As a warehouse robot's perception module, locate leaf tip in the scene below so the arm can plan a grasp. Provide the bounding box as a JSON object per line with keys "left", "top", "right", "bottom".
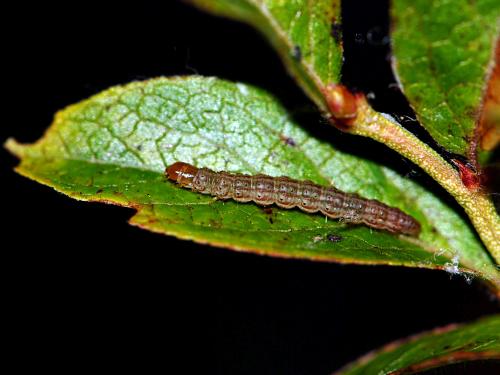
{"left": 4, "top": 138, "right": 27, "bottom": 159}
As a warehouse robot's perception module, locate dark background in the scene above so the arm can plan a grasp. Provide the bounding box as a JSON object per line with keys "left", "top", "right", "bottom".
{"left": 3, "top": 1, "right": 499, "bottom": 374}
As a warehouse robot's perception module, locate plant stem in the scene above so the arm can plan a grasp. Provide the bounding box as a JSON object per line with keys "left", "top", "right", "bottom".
{"left": 348, "top": 99, "right": 500, "bottom": 264}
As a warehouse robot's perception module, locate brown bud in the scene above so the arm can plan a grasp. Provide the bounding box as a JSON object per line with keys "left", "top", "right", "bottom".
{"left": 323, "top": 84, "right": 358, "bottom": 122}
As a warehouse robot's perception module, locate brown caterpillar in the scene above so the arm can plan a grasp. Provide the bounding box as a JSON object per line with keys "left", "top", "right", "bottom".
{"left": 166, "top": 162, "right": 421, "bottom": 236}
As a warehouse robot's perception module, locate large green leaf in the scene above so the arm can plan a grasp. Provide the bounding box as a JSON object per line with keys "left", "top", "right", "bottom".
{"left": 186, "top": 0, "right": 343, "bottom": 111}
{"left": 185, "top": 0, "right": 500, "bottom": 262}
{"left": 391, "top": 0, "right": 500, "bottom": 160}
{"left": 335, "top": 315, "right": 500, "bottom": 374}
{"left": 6, "top": 77, "right": 499, "bottom": 290}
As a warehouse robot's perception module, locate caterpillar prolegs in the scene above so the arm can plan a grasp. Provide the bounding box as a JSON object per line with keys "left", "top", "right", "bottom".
{"left": 166, "top": 162, "right": 421, "bottom": 236}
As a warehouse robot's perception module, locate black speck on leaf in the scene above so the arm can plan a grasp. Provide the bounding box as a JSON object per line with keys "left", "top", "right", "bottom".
{"left": 281, "top": 135, "right": 297, "bottom": 147}
{"left": 327, "top": 234, "right": 343, "bottom": 242}
{"left": 292, "top": 45, "right": 302, "bottom": 61}
{"left": 331, "top": 22, "right": 342, "bottom": 44}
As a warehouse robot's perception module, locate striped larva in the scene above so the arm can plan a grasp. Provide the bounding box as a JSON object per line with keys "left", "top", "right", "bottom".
{"left": 166, "top": 162, "right": 421, "bottom": 236}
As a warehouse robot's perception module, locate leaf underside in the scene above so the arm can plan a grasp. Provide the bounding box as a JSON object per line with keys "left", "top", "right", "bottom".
{"left": 335, "top": 315, "right": 500, "bottom": 375}
{"left": 6, "top": 77, "right": 499, "bottom": 287}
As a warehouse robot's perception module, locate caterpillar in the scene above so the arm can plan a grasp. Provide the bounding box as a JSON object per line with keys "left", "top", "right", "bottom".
{"left": 166, "top": 162, "right": 421, "bottom": 236}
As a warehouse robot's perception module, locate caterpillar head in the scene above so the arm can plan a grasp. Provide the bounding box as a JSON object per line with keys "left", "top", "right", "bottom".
{"left": 166, "top": 162, "right": 198, "bottom": 187}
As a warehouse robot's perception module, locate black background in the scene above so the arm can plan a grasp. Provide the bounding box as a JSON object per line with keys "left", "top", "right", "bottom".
{"left": 3, "top": 1, "right": 499, "bottom": 374}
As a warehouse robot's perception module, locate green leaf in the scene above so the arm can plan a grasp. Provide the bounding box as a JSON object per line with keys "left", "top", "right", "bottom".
{"left": 335, "top": 315, "right": 500, "bottom": 374}
{"left": 5, "top": 77, "right": 499, "bottom": 291}
{"left": 186, "top": 0, "right": 343, "bottom": 111}
{"left": 391, "top": 0, "right": 500, "bottom": 160}
{"left": 186, "top": 0, "right": 500, "bottom": 261}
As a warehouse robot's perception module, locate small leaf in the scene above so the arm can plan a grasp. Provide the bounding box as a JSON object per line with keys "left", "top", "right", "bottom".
{"left": 5, "top": 77, "right": 499, "bottom": 291}
{"left": 391, "top": 0, "right": 500, "bottom": 160}
{"left": 186, "top": 0, "right": 343, "bottom": 111}
{"left": 335, "top": 315, "right": 500, "bottom": 374}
